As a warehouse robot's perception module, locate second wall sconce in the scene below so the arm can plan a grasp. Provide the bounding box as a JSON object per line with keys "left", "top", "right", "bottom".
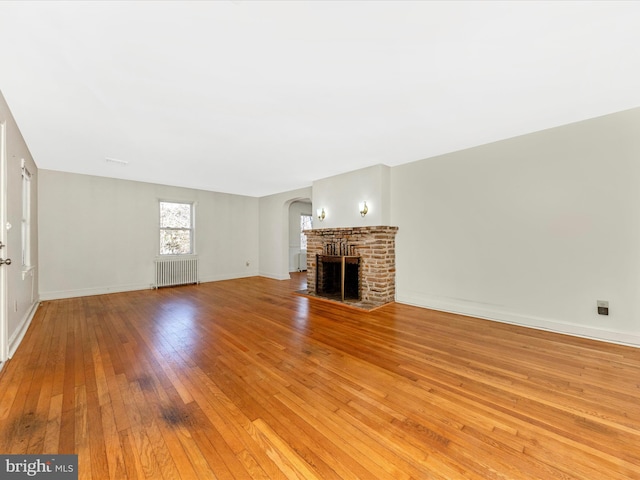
{"left": 317, "top": 207, "right": 326, "bottom": 222}
{"left": 359, "top": 201, "right": 368, "bottom": 217}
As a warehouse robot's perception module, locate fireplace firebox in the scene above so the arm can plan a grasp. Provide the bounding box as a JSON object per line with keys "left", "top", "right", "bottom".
{"left": 317, "top": 254, "right": 360, "bottom": 301}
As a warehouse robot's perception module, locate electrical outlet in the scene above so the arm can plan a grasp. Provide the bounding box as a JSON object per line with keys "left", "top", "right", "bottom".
{"left": 597, "top": 300, "right": 609, "bottom": 316}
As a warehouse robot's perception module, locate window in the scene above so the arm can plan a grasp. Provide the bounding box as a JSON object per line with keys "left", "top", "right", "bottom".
{"left": 21, "top": 159, "right": 32, "bottom": 268}
{"left": 159, "top": 201, "right": 194, "bottom": 255}
{"left": 300, "top": 214, "right": 312, "bottom": 250}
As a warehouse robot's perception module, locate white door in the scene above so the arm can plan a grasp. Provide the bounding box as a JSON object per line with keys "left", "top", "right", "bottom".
{"left": 0, "top": 121, "right": 8, "bottom": 362}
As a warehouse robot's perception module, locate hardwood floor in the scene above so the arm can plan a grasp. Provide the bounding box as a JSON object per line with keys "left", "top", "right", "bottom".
{"left": 1, "top": 273, "right": 640, "bottom": 479}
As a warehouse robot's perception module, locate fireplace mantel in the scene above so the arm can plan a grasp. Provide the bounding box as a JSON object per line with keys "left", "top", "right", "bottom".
{"left": 303, "top": 226, "right": 398, "bottom": 308}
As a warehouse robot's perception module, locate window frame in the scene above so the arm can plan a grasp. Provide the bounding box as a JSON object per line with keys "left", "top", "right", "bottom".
{"left": 158, "top": 200, "right": 195, "bottom": 256}
{"left": 300, "top": 213, "right": 313, "bottom": 251}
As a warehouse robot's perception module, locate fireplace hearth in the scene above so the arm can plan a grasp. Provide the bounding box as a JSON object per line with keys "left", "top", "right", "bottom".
{"left": 303, "top": 226, "right": 398, "bottom": 309}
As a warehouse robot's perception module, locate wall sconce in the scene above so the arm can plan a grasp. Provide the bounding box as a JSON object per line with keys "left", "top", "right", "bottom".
{"left": 359, "top": 201, "right": 368, "bottom": 217}
{"left": 317, "top": 207, "right": 326, "bottom": 222}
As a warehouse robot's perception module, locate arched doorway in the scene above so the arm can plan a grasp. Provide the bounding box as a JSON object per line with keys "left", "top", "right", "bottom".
{"left": 287, "top": 199, "right": 312, "bottom": 273}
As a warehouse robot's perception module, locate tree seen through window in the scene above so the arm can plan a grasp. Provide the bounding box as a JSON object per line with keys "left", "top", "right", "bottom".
{"left": 160, "top": 201, "right": 193, "bottom": 255}
{"left": 300, "top": 214, "right": 312, "bottom": 250}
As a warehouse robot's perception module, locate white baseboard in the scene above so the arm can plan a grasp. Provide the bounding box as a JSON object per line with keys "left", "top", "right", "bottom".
{"left": 8, "top": 301, "right": 40, "bottom": 358}
{"left": 258, "top": 272, "right": 293, "bottom": 281}
{"left": 199, "top": 271, "right": 259, "bottom": 283}
{"left": 396, "top": 293, "right": 640, "bottom": 348}
{"left": 39, "top": 283, "right": 152, "bottom": 301}
{"left": 39, "top": 272, "right": 263, "bottom": 301}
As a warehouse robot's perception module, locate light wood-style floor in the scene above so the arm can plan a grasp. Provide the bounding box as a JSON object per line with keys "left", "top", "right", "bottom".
{"left": 1, "top": 273, "right": 639, "bottom": 479}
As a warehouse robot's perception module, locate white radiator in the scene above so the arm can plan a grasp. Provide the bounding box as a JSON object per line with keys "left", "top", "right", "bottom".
{"left": 154, "top": 256, "right": 199, "bottom": 288}
{"left": 298, "top": 251, "right": 307, "bottom": 271}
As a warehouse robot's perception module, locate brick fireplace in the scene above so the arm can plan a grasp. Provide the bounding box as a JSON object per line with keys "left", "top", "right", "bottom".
{"left": 303, "top": 226, "right": 398, "bottom": 309}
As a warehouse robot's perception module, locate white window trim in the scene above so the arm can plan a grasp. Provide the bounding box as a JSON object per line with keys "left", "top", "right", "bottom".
{"left": 159, "top": 200, "right": 196, "bottom": 255}
{"left": 300, "top": 213, "right": 312, "bottom": 251}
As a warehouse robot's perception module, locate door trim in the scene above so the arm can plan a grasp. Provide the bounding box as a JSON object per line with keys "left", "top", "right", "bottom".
{"left": 0, "top": 121, "right": 7, "bottom": 362}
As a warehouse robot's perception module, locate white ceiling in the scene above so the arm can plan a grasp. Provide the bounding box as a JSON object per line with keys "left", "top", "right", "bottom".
{"left": 1, "top": 1, "right": 639, "bottom": 197}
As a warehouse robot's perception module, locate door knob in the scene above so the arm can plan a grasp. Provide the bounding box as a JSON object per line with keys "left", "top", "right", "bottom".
{"left": 0, "top": 258, "right": 11, "bottom": 265}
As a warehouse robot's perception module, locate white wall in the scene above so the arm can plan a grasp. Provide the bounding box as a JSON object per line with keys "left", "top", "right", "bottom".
{"left": 259, "top": 187, "right": 312, "bottom": 280}
{"left": 1, "top": 91, "right": 39, "bottom": 358}
{"left": 391, "top": 108, "right": 640, "bottom": 346}
{"left": 288, "top": 200, "right": 311, "bottom": 272}
{"left": 28, "top": 103, "right": 640, "bottom": 348}
{"left": 312, "top": 164, "right": 390, "bottom": 228}
{"left": 38, "top": 170, "right": 259, "bottom": 299}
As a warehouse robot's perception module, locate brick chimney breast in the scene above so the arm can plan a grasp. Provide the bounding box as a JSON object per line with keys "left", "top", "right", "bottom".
{"left": 303, "top": 226, "right": 398, "bottom": 308}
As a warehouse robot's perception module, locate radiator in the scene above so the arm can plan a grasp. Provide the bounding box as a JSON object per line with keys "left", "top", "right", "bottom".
{"left": 298, "top": 251, "right": 307, "bottom": 271}
{"left": 154, "top": 256, "right": 199, "bottom": 288}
